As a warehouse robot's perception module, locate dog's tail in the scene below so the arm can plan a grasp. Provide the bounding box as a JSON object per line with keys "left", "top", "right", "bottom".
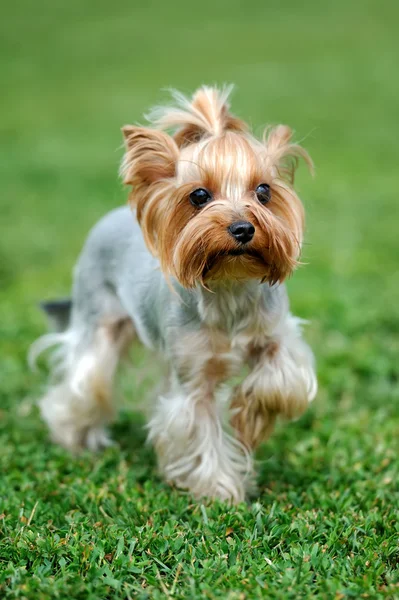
{"left": 148, "top": 85, "right": 247, "bottom": 147}
{"left": 28, "top": 298, "right": 73, "bottom": 372}
{"left": 40, "top": 298, "right": 72, "bottom": 332}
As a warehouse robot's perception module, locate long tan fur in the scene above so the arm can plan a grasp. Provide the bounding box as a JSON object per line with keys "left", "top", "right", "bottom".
{"left": 148, "top": 85, "right": 247, "bottom": 146}
{"left": 121, "top": 86, "right": 312, "bottom": 287}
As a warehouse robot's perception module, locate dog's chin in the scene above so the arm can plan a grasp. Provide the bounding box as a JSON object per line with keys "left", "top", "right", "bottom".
{"left": 201, "top": 248, "right": 269, "bottom": 283}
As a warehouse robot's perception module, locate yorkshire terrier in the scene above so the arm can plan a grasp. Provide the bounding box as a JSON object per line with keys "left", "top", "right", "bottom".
{"left": 31, "top": 86, "right": 317, "bottom": 503}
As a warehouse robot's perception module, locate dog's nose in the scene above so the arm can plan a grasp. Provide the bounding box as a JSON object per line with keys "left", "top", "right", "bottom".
{"left": 228, "top": 221, "right": 255, "bottom": 244}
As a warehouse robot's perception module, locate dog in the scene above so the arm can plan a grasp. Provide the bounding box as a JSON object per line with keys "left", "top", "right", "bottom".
{"left": 30, "top": 85, "right": 317, "bottom": 503}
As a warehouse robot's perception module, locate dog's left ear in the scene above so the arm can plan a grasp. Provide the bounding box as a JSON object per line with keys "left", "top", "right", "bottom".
{"left": 121, "top": 126, "right": 179, "bottom": 188}
{"left": 265, "top": 125, "right": 313, "bottom": 183}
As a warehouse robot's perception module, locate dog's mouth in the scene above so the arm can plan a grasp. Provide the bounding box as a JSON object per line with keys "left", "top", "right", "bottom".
{"left": 202, "top": 247, "right": 264, "bottom": 279}
{"left": 227, "top": 247, "right": 248, "bottom": 256}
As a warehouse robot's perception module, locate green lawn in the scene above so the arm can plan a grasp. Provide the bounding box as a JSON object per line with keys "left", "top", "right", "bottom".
{"left": 1, "top": 0, "right": 399, "bottom": 598}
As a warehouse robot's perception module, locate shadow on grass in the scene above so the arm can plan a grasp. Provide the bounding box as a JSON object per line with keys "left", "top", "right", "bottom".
{"left": 255, "top": 411, "right": 330, "bottom": 494}
{"left": 256, "top": 454, "right": 328, "bottom": 496}
{"left": 111, "top": 410, "right": 149, "bottom": 452}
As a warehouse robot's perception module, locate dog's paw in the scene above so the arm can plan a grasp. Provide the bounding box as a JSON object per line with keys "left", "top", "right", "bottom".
{"left": 84, "top": 426, "right": 115, "bottom": 452}
{"left": 49, "top": 423, "right": 115, "bottom": 453}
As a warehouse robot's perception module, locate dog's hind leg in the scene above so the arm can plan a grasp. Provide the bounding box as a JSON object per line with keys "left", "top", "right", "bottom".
{"left": 31, "top": 313, "right": 135, "bottom": 452}
{"left": 30, "top": 207, "right": 142, "bottom": 451}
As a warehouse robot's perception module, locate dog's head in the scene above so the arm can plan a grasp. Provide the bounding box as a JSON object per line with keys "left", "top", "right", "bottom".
{"left": 121, "top": 86, "right": 312, "bottom": 288}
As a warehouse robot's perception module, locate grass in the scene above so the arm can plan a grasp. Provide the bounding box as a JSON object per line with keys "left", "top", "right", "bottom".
{"left": 1, "top": 0, "right": 399, "bottom": 597}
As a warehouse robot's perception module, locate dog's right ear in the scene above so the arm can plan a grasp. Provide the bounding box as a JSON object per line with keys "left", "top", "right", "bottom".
{"left": 121, "top": 126, "right": 179, "bottom": 188}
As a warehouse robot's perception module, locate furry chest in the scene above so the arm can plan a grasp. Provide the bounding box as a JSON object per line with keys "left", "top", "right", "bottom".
{"left": 175, "top": 327, "right": 256, "bottom": 389}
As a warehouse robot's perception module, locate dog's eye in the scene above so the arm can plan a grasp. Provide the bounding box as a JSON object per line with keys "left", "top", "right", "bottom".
{"left": 255, "top": 183, "right": 271, "bottom": 205}
{"left": 189, "top": 188, "right": 212, "bottom": 208}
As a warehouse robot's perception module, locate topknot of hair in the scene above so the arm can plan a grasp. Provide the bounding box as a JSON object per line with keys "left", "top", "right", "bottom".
{"left": 147, "top": 85, "right": 248, "bottom": 147}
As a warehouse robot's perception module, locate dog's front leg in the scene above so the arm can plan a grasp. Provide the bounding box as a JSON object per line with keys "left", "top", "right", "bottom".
{"left": 231, "top": 317, "right": 317, "bottom": 450}
{"left": 147, "top": 330, "right": 249, "bottom": 503}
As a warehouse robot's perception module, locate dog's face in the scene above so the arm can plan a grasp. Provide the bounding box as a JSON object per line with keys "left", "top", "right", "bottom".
{"left": 121, "top": 87, "right": 312, "bottom": 288}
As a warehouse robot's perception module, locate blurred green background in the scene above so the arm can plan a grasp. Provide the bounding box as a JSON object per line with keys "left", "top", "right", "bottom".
{"left": 2, "top": 0, "right": 398, "bottom": 320}
{"left": 1, "top": 1, "right": 398, "bottom": 598}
